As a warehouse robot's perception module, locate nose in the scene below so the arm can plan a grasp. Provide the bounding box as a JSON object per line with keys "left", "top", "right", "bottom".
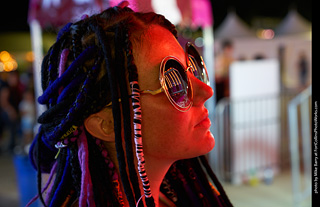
{"left": 189, "top": 74, "right": 213, "bottom": 106}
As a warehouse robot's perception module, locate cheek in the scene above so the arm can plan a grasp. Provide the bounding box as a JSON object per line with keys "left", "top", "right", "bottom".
{"left": 140, "top": 102, "right": 192, "bottom": 158}
{"left": 139, "top": 96, "right": 214, "bottom": 160}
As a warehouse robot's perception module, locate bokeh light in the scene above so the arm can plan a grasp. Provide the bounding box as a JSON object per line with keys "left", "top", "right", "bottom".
{"left": 256, "top": 29, "right": 275, "bottom": 39}
{"left": 0, "top": 50, "right": 18, "bottom": 72}
{"left": 25, "top": 51, "right": 34, "bottom": 62}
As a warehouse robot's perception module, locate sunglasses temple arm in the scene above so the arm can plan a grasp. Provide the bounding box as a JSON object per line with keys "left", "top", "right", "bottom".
{"left": 140, "top": 87, "right": 164, "bottom": 95}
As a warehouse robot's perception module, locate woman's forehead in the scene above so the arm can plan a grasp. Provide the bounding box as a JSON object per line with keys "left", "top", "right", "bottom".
{"left": 133, "top": 25, "right": 185, "bottom": 89}
{"left": 134, "top": 25, "right": 185, "bottom": 65}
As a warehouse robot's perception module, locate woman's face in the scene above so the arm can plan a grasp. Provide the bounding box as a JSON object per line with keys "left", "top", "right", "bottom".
{"left": 133, "top": 25, "right": 214, "bottom": 162}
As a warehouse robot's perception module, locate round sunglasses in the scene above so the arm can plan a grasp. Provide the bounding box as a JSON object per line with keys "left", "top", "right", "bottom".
{"left": 140, "top": 42, "right": 209, "bottom": 112}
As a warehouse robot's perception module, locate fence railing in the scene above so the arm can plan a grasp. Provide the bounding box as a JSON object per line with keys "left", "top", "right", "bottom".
{"left": 288, "top": 86, "right": 312, "bottom": 207}
{"left": 209, "top": 90, "right": 301, "bottom": 185}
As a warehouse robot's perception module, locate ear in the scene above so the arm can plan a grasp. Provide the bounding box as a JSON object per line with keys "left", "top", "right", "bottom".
{"left": 84, "top": 108, "right": 115, "bottom": 142}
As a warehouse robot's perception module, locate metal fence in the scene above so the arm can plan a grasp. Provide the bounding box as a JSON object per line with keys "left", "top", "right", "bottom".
{"left": 209, "top": 89, "right": 303, "bottom": 184}
{"left": 288, "top": 86, "right": 312, "bottom": 207}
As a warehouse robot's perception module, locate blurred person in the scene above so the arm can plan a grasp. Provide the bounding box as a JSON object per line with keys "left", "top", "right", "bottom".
{"left": 0, "top": 73, "right": 7, "bottom": 148}
{"left": 215, "top": 39, "right": 234, "bottom": 103}
{"left": 253, "top": 53, "right": 266, "bottom": 60}
{"left": 0, "top": 70, "right": 24, "bottom": 153}
{"left": 27, "top": 2, "right": 233, "bottom": 207}
{"left": 297, "top": 51, "right": 309, "bottom": 88}
{"left": 19, "top": 87, "right": 36, "bottom": 154}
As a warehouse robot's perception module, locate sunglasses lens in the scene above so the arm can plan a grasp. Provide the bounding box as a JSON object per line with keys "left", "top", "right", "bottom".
{"left": 187, "top": 44, "right": 209, "bottom": 85}
{"left": 163, "top": 58, "right": 192, "bottom": 109}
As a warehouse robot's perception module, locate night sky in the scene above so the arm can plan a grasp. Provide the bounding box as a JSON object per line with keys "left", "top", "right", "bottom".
{"left": 211, "top": 0, "right": 312, "bottom": 29}
{"left": 0, "top": 0, "right": 312, "bottom": 32}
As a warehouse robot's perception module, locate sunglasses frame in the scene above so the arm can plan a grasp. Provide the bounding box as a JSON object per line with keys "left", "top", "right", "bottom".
{"left": 140, "top": 42, "right": 208, "bottom": 112}
{"left": 186, "top": 42, "right": 210, "bottom": 85}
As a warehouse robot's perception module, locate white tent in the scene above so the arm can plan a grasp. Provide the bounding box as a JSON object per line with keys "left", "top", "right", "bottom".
{"left": 213, "top": 8, "right": 311, "bottom": 89}
{"left": 275, "top": 9, "right": 311, "bottom": 37}
{"left": 274, "top": 9, "right": 312, "bottom": 88}
{"left": 214, "top": 11, "right": 255, "bottom": 40}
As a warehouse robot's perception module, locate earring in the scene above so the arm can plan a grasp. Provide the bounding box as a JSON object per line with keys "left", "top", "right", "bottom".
{"left": 102, "top": 127, "right": 108, "bottom": 133}
{"left": 101, "top": 119, "right": 107, "bottom": 133}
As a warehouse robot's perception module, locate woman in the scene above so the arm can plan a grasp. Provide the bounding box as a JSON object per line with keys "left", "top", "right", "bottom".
{"left": 28, "top": 2, "right": 232, "bottom": 207}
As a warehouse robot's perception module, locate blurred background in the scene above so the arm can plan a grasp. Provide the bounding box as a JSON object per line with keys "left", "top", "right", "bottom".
{"left": 0, "top": 0, "right": 312, "bottom": 207}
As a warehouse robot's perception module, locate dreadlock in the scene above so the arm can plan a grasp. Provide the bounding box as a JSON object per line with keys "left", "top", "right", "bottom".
{"left": 28, "top": 2, "right": 232, "bottom": 207}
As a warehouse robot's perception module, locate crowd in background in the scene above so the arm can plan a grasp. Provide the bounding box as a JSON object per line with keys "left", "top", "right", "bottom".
{"left": 0, "top": 70, "right": 36, "bottom": 155}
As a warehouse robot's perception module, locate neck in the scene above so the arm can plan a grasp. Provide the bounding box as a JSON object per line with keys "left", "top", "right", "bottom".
{"left": 104, "top": 141, "right": 174, "bottom": 207}
{"left": 142, "top": 155, "right": 174, "bottom": 207}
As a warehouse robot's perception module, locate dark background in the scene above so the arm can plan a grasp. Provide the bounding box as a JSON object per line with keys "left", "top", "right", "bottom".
{"left": 0, "top": 0, "right": 312, "bottom": 32}
{"left": 211, "top": 0, "right": 312, "bottom": 29}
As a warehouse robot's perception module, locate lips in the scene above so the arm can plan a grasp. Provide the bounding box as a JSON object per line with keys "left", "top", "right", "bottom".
{"left": 195, "top": 112, "right": 211, "bottom": 128}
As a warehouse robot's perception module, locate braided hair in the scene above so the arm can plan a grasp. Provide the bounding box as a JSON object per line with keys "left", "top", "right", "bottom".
{"left": 28, "top": 3, "right": 232, "bottom": 207}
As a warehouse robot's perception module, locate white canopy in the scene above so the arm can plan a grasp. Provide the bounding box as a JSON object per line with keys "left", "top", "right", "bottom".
{"left": 214, "top": 11, "right": 255, "bottom": 40}
{"left": 275, "top": 9, "right": 311, "bottom": 36}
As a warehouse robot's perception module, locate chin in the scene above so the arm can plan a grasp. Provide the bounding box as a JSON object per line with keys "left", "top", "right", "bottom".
{"left": 187, "top": 133, "right": 215, "bottom": 159}
{"left": 201, "top": 131, "right": 215, "bottom": 154}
